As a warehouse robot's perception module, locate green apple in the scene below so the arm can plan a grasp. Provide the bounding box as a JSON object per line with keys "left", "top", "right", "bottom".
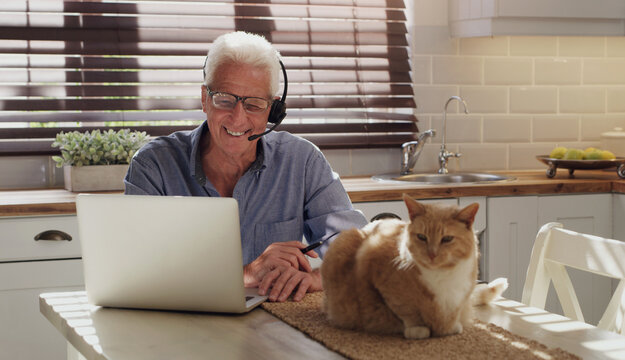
{"left": 563, "top": 148, "right": 584, "bottom": 160}
{"left": 549, "top": 146, "right": 567, "bottom": 159}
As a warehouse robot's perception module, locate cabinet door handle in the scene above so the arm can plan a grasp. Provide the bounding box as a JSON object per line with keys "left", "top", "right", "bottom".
{"left": 34, "top": 230, "right": 73, "bottom": 241}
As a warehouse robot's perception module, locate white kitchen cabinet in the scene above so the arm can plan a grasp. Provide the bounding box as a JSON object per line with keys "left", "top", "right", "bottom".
{"left": 449, "top": 0, "right": 625, "bottom": 37}
{"left": 485, "top": 195, "right": 538, "bottom": 300}
{"left": 486, "top": 194, "right": 613, "bottom": 326}
{"left": 613, "top": 194, "right": 625, "bottom": 241}
{"left": 538, "top": 194, "right": 613, "bottom": 326}
{"left": 0, "top": 215, "right": 84, "bottom": 360}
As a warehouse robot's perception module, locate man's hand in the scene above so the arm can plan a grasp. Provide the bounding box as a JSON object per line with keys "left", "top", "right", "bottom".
{"left": 260, "top": 267, "right": 322, "bottom": 302}
{"left": 243, "top": 241, "right": 318, "bottom": 288}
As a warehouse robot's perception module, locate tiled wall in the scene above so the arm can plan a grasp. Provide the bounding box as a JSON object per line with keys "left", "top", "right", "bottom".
{"left": 4, "top": 1, "right": 625, "bottom": 188}
{"left": 397, "top": 0, "right": 625, "bottom": 174}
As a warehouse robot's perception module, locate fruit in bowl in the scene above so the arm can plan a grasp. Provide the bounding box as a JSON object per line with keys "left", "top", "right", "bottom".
{"left": 548, "top": 146, "right": 616, "bottom": 160}
{"left": 563, "top": 148, "right": 584, "bottom": 160}
{"left": 549, "top": 146, "right": 567, "bottom": 159}
{"left": 601, "top": 150, "right": 616, "bottom": 160}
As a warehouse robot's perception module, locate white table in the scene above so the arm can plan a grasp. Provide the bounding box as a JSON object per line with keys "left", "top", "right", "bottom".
{"left": 40, "top": 291, "right": 625, "bottom": 360}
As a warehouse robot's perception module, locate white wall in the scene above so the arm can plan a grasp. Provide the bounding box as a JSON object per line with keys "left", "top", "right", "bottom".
{"left": 403, "top": 0, "right": 625, "bottom": 173}
{"left": 3, "top": 0, "right": 625, "bottom": 188}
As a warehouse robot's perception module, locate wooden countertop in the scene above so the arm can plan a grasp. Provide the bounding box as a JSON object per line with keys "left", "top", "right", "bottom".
{"left": 1, "top": 170, "right": 624, "bottom": 217}
{"left": 343, "top": 170, "right": 624, "bottom": 202}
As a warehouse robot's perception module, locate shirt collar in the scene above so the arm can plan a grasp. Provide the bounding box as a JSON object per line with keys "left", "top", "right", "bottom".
{"left": 190, "top": 121, "right": 269, "bottom": 184}
{"left": 190, "top": 121, "right": 208, "bottom": 185}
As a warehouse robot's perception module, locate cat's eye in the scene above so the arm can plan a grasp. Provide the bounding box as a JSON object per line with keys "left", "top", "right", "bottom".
{"left": 417, "top": 233, "right": 427, "bottom": 242}
{"left": 441, "top": 235, "right": 454, "bottom": 243}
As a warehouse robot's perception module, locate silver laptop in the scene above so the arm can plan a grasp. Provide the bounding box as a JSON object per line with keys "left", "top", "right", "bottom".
{"left": 76, "top": 194, "right": 267, "bottom": 313}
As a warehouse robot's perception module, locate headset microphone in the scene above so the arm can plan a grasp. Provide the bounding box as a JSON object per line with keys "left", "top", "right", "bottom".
{"left": 248, "top": 59, "right": 288, "bottom": 141}
{"left": 248, "top": 122, "right": 280, "bottom": 141}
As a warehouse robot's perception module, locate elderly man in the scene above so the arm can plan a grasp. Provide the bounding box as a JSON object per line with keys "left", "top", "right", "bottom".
{"left": 124, "top": 31, "right": 367, "bottom": 302}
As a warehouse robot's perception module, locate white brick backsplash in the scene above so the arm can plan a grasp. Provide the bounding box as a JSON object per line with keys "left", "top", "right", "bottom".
{"left": 431, "top": 114, "right": 481, "bottom": 143}
{"left": 510, "top": 37, "right": 557, "bottom": 56}
{"left": 607, "top": 88, "right": 625, "bottom": 113}
{"left": 323, "top": 149, "right": 351, "bottom": 176}
{"left": 483, "top": 115, "right": 531, "bottom": 142}
{"left": 559, "top": 37, "right": 605, "bottom": 57}
{"left": 412, "top": 0, "right": 448, "bottom": 26}
{"left": 457, "top": 144, "right": 507, "bottom": 171}
{"left": 535, "top": 58, "right": 581, "bottom": 85}
{"left": 0, "top": 156, "right": 52, "bottom": 189}
{"left": 584, "top": 59, "right": 625, "bottom": 84}
{"left": 560, "top": 87, "right": 606, "bottom": 113}
{"left": 414, "top": 86, "right": 459, "bottom": 113}
{"left": 350, "top": 148, "right": 401, "bottom": 176}
{"left": 581, "top": 115, "right": 625, "bottom": 141}
{"left": 510, "top": 87, "right": 558, "bottom": 113}
{"left": 533, "top": 116, "right": 580, "bottom": 142}
{"left": 432, "top": 57, "right": 482, "bottom": 84}
{"left": 412, "top": 144, "right": 443, "bottom": 173}
{"left": 509, "top": 144, "right": 556, "bottom": 170}
{"left": 412, "top": 56, "right": 432, "bottom": 84}
{"left": 411, "top": 26, "right": 458, "bottom": 55}
{"left": 459, "top": 86, "right": 508, "bottom": 113}
{"left": 607, "top": 37, "right": 625, "bottom": 57}
{"left": 484, "top": 58, "right": 532, "bottom": 85}
{"left": 459, "top": 37, "right": 508, "bottom": 56}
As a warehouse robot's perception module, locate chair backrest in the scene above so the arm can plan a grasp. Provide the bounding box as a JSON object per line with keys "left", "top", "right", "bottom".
{"left": 522, "top": 222, "right": 625, "bottom": 335}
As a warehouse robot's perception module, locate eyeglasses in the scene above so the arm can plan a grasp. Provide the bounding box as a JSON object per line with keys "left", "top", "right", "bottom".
{"left": 207, "top": 89, "right": 272, "bottom": 113}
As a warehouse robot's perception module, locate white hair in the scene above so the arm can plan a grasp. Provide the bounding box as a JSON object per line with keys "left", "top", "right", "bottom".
{"left": 203, "top": 31, "right": 281, "bottom": 97}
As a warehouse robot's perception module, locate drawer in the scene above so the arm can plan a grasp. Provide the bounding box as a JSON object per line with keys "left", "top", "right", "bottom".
{"left": 0, "top": 215, "right": 81, "bottom": 262}
{"left": 0, "top": 259, "right": 84, "bottom": 360}
{"left": 0, "top": 258, "right": 84, "bottom": 291}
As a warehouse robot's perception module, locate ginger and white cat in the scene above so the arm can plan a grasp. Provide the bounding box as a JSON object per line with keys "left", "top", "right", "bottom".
{"left": 321, "top": 194, "right": 507, "bottom": 339}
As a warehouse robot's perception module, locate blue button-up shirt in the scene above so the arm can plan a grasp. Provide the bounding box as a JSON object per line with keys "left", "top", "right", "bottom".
{"left": 124, "top": 122, "right": 368, "bottom": 265}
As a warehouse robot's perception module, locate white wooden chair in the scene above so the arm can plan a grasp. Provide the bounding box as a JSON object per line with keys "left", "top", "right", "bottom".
{"left": 522, "top": 222, "right": 625, "bottom": 335}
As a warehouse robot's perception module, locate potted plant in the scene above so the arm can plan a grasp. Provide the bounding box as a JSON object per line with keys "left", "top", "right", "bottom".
{"left": 52, "top": 129, "right": 149, "bottom": 192}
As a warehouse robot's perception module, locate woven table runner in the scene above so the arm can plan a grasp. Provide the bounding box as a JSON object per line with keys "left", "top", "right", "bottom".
{"left": 261, "top": 292, "right": 580, "bottom": 360}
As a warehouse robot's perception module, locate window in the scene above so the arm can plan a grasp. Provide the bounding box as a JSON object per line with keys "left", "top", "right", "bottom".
{"left": 0, "top": 0, "right": 416, "bottom": 155}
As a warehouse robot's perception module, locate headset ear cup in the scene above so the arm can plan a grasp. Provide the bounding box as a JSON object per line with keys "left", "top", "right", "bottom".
{"left": 268, "top": 100, "right": 287, "bottom": 125}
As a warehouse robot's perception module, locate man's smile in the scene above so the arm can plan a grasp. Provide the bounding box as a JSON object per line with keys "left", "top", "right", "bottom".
{"left": 225, "top": 127, "right": 250, "bottom": 137}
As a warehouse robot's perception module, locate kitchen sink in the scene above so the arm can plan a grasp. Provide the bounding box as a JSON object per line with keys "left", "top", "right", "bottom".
{"left": 372, "top": 172, "right": 514, "bottom": 184}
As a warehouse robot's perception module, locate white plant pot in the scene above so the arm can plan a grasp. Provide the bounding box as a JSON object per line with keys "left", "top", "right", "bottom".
{"left": 63, "top": 164, "right": 129, "bottom": 192}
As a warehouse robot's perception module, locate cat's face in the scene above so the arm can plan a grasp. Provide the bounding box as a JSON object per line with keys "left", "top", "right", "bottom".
{"left": 402, "top": 195, "right": 479, "bottom": 269}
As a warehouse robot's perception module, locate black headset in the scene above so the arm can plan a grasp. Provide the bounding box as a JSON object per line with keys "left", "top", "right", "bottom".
{"left": 268, "top": 60, "right": 288, "bottom": 125}
{"left": 203, "top": 57, "right": 288, "bottom": 141}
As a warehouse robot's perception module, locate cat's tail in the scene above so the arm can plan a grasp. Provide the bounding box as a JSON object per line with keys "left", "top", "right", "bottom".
{"left": 471, "top": 278, "right": 508, "bottom": 306}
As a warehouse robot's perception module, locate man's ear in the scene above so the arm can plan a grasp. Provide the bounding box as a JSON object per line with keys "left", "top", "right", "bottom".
{"left": 201, "top": 86, "right": 208, "bottom": 113}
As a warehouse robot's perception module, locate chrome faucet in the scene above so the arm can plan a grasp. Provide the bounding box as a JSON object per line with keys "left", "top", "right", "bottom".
{"left": 438, "top": 96, "right": 468, "bottom": 174}
{"left": 400, "top": 129, "right": 436, "bottom": 175}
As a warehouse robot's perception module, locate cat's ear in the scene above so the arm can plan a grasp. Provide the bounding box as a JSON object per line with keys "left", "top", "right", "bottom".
{"left": 403, "top": 193, "right": 426, "bottom": 220}
{"left": 455, "top": 203, "right": 479, "bottom": 228}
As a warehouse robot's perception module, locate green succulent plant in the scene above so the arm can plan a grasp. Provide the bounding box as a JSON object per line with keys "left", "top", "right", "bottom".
{"left": 51, "top": 129, "right": 149, "bottom": 167}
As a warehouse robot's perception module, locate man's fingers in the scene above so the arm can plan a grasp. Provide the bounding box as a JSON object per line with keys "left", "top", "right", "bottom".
{"left": 268, "top": 267, "right": 296, "bottom": 301}
{"left": 258, "top": 268, "right": 281, "bottom": 296}
{"left": 278, "top": 273, "right": 304, "bottom": 302}
{"left": 292, "top": 276, "right": 311, "bottom": 302}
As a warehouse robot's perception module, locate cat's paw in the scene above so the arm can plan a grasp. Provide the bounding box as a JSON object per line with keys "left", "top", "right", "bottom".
{"left": 450, "top": 322, "right": 463, "bottom": 335}
{"left": 404, "top": 326, "right": 431, "bottom": 339}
